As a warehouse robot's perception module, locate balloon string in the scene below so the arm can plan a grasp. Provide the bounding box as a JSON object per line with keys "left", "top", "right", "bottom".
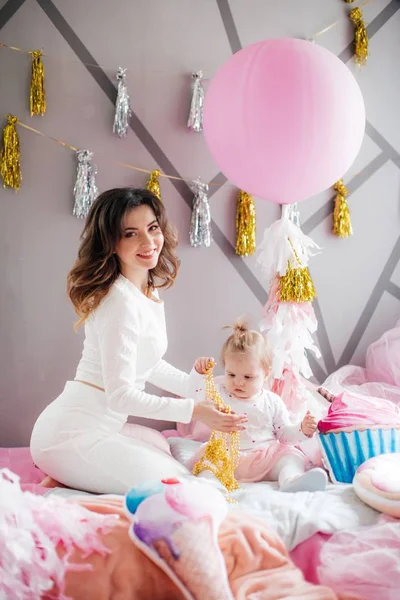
{"left": 13, "top": 116, "right": 228, "bottom": 187}
{"left": 0, "top": 41, "right": 210, "bottom": 75}
{"left": 0, "top": 1, "right": 377, "bottom": 71}
{"left": 312, "top": 0, "right": 374, "bottom": 40}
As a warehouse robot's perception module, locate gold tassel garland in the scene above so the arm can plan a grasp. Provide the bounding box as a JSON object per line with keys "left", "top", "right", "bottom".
{"left": 278, "top": 241, "right": 316, "bottom": 303}
{"left": 349, "top": 7, "right": 369, "bottom": 65}
{"left": 192, "top": 363, "right": 240, "bottom": 494}
{"left": 333, "top": 179, "right": 353, "bottom": 238}
{"left": 1, "top": 115, "right": 21, "bottom": 191}
{"left": 146, "top": 169, "right": 162, "bottom": 201}
{"left": 235, "top": 190, "right": 256, "bottom": 256}
{"left": 29, "top": 50, "right": 46, "bottom": 116}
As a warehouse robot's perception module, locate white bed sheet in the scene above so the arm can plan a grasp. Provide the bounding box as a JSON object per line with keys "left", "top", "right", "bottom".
{"left": 168, "top": 437, "right": 380, "bottom": 550}
{"left": 47, "top": 436, "right": 380, "bottom": 551}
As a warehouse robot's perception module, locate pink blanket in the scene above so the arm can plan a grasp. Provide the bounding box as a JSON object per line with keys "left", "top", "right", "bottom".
{"left": 2, "top": 471, "right": 354, "bottom": 600}
{"left": 53, "top": 497, "right": 354, "bottom": 600}
{"left": 0, "top": 447, "right": 332, "bottom": 587}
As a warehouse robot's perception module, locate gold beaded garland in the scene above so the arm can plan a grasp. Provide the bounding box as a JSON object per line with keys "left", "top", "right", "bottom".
{"left": 192, "top": 362, "right": 240, "bottom": 493}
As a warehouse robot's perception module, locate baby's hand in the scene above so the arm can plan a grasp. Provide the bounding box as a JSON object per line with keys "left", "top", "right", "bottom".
{"left": 194, "top": 357, "right": 215, "bottom": 375}
{"left": 301, "top": 411, "right": 318, "bottom": 437}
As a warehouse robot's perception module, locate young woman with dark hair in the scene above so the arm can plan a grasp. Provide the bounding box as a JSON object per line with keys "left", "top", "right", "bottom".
{"left": 30, "top": 188, "right": 247, "bottom": 494}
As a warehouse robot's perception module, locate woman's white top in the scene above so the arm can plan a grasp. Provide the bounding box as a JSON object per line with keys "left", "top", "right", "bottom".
{"left": 75, "top": 275, "right": 194, "bottom": 423}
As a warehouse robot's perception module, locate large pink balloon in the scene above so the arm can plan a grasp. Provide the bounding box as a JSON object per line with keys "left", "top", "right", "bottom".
{"left": 203, "top": 38, "right": 365, "bottom": 204}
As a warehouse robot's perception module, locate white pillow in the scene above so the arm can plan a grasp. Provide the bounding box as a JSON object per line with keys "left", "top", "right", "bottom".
{"left": 168, "top": 438, "right": 202, "bottom": 469}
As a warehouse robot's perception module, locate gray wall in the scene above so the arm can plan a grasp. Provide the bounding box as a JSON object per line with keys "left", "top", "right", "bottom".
{"left": 1, "top": 0, "right": 399, "bottom": 446}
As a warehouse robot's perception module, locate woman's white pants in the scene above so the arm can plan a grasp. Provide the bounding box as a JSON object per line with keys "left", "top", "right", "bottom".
{"left": 30, "top": 382, "right": 190, "bottom": 494}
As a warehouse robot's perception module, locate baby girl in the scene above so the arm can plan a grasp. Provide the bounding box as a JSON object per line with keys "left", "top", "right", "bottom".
{"left": 188, "top": 320, "right": 327, "bottom": 492}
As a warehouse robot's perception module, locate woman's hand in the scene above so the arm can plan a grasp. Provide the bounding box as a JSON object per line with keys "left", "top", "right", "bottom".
{"left": 192, "top": 401, "right": 248, "bottom": 433}
{"left": 301, "top": 411, "right": 318, "bottom": 437}
{"left": 194, "top": 357, "right": 215, "bottom": 374}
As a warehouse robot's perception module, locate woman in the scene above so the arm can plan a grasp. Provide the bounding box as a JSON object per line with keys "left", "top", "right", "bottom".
{"left": 30, "top": 188, "right": 247, "bottom": 494}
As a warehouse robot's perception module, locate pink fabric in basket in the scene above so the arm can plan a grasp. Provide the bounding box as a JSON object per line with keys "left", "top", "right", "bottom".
{"left": 0, "top": 447, "right": 47, "bottom": 495}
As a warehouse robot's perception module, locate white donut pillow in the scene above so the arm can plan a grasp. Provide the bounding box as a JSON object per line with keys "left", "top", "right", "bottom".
{"left": 353, "top": 453, "right": 400, "bottom": 518}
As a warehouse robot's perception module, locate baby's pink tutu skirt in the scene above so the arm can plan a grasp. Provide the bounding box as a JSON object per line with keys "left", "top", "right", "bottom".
{"left": 191, "top": 440, "right": 304, "bottom": 483}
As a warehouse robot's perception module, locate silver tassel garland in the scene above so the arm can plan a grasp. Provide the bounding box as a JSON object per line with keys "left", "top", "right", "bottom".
{"left": 73, "top": 150, "right": 98, "bottom": 219}
{"left": 187, "top": 71, "right": 204, "bottom": 132}
{"left": 189, "top": 177, "right": 212, "bottom": 248}
{"left": 113, "top": 67, "right": 131, "bottom": 138}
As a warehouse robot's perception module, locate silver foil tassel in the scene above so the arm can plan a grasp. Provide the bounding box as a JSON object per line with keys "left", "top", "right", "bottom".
{"left": 281, "top": 205, "right": 292, "bottom": 220}
{"left": 189, "top": 177, "right": 212, "bottom": 248}
{"left": 187, "top": 71, "right": 204, "bottom": 133}
{"left": 113, "top": 67, "right": 131, "bottom": 138}
{"left": 281, "top": 203, "right": 300, "bottom": 226}
{"left": 73, "top": 150, "right": 98, "bottom": 219}
{"left": 290, "top": 203, "right": 300, "bottom": 227}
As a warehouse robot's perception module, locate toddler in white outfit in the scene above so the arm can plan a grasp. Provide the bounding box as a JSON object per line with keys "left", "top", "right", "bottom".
{"left": 186, "top": 320, "right": 327, "bottom": 492}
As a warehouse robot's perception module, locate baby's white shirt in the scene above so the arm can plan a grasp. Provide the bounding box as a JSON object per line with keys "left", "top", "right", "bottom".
{"left": 188, "top": 370, "right": 308, "bottom": 450}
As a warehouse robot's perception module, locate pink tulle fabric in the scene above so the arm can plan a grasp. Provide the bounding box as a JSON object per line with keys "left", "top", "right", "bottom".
{"left": 317, "top": 517, "right": 400, "bottom": 600}
{"left": 0, "top": 468, "right": 118, "bottom": 600}
{"left": 270, "top": 369, "right": 308, "bottom": 415}
{"left": 322, "top": 320, "right": 400, "bottom": 406}
{"left": 261, "top": 277, "right": 320, "bottom": 379}
{"left": 234, "top": 443, "right": 304, "bottom": 482}
{"left": 261, "top": 276, "right": 320, "bottom": 412}
{"left": 190, "top": 440, "right": 304, "bottom": 483}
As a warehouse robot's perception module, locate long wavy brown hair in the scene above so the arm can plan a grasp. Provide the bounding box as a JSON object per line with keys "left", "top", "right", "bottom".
{"left": 67, "top": 187, "right": 180, "bottom": 326}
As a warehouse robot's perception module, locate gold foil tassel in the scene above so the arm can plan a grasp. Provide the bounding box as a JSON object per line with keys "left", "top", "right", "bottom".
{"left": 278, "top": 241, "right": 316, "bottom": 303}
{"left": 279, "top": 264, "right": 316, "bottom": 303}
{"left": 236, "top": 190, "right": 256, "bottom": 256}
{"left": 1, "top": 115, "right": 21, "bottom": 191}
{"left": 146, "top": 169, "right": 161, "bottom": 201}
{"left": 192, "top": 362, "right": 240, "bottom": 494}
{"left": 349, "top": 7, "right": 369, "bottom": 66}
{"left": 29, "top": 50, "right": 46, "bottom": 116}
{"left": 333, "top": 179, "right": 353, "bottom": 238}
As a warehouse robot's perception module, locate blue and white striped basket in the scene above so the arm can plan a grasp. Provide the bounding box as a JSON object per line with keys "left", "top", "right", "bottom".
{"left": 319, "top": 428, "right": 400, "bottom": 483}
